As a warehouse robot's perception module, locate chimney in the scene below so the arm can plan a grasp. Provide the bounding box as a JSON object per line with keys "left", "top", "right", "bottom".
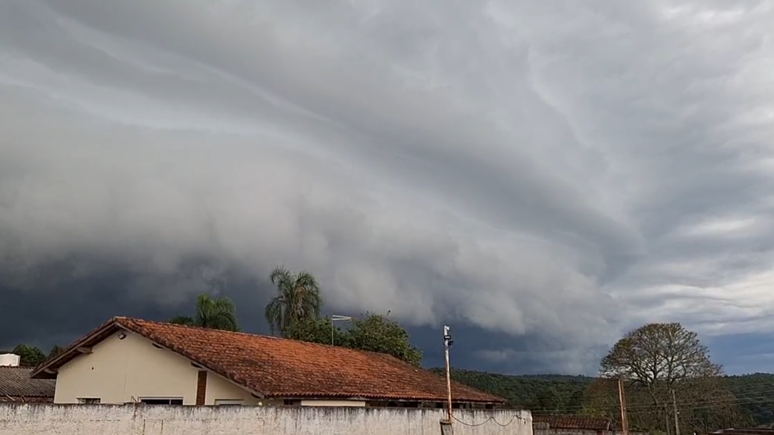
{"left": 0, "top": 353, "right": 21, "bottom": 367}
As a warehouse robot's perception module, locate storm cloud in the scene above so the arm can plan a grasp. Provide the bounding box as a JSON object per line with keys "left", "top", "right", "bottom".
{"left": 1, "top": 0, "right": 774, "bottom": 374}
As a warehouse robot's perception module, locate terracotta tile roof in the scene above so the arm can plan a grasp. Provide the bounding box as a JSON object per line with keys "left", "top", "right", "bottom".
{"left": 32, "top": 317, "right": 505, "bottom": 404}
{"left": 0, "top": 367, "right": 55, "bottom": 401}
{"left": 533, "top": 415, "right": 612, "bottom": 431}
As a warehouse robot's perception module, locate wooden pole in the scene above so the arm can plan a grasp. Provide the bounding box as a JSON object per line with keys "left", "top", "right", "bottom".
{"left": 617, "top": 378, "right": 629, "bottom": 435}
{"left": 672, "top": 389, "right": 681, "bottom": 435}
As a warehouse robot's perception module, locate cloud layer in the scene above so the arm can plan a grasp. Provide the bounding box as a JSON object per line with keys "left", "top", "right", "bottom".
{"left": 2, "top": 0, "right": 774, "bottom": 374}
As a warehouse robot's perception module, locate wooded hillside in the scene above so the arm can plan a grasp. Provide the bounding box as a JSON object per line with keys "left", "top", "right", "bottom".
{"left": 432, "top": 368, "right": 774, "bottom": 426}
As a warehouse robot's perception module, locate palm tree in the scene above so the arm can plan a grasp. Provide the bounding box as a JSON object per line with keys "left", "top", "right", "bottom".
{"left": 168, "top": 294, "right": 239, "bottom": 332}
{"left": 195, "top": 294, "right": 239, "bottom": 331}
{"left": 264, "top": 266, "right": 323, "bottom": 336}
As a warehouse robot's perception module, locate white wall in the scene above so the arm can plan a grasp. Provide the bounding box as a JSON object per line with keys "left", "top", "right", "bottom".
{"left": 54, "top": 331, "right": 258, "bottom": 405}
{"left": 0, "top": 404, "right": 533, "bottom": 435}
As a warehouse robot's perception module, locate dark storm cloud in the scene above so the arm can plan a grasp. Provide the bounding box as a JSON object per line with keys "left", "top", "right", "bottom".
{"left": 2, "top": 0, "right": 774, "bottom": 374}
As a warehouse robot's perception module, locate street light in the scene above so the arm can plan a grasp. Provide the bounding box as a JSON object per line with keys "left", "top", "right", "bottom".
{"left": 330, "top": 315, "right": 352, "bottom": 345}
{"left": 443, "top": 325, "right": 453, "bottom": 422}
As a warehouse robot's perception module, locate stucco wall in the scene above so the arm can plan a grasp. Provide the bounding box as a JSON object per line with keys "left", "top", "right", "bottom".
{"left": 535, "top": 430, "right": 637, "bottom": 435}
{"left": 0, "top": 404, "right": 532, "bottom": 435}
{"left": 54, "top": 330, "right": 260, "bottom": 405}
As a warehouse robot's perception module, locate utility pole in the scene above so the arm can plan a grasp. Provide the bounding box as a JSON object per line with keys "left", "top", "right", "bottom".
{"left": 443, "top": 325, "right": 454, "bottom": 422}
{"left": 617, "top": 378, "right": 629, "bottom": 435}
{"left": 672, "top": 389, "right": 680, "bottom": 435}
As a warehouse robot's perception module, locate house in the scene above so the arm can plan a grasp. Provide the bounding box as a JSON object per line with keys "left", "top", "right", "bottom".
{"left": 30, "top": 317, "right": 506, "bottom": 407}
{"left": 0, "top": 357, "right": 56, "bottom": 403}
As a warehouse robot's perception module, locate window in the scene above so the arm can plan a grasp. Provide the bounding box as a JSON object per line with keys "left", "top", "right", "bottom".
{"left": 214, "top": 399, "right": 244, "bottom": 406}
{"left": 77, "top": 398, "right": 101, "bottom": 404}
{"left": 140, "top": 398, "right": 183, "bottom": 405}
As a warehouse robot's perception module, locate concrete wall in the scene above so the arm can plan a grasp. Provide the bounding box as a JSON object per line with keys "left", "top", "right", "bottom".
{"left": 535, "top": 429, "right": 637, "bottom": 435}
{"left": 54, "top": 330, "right": 259, "bottom": 406}
{"left": 0, "top": 404, "right": 532, "bottom": 435}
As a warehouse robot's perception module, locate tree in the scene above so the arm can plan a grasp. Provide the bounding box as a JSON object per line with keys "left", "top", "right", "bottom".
{"left": 346, "top": 313, "right": 423, "bottom": 366}
{"left": 598, "top": 323, "right": 743, "bottom": 433}
{"left": 264, "top": 266, "right": 323, "bottom": 336}
{"left": 168, "top": 315, "right": 196, "bottom": 326}
{"left": 284, "top": 313, "right": 422, "bottom": 366}
{"left": 533, "top": 387, "right": 564, "bottom": 412}
{"left": 284, "top": 317, "right": 350, "bottom": 346}
{"left": 168, "top": 294, "right": 239, "bottom": 331}
{"left": 195, "top": 294, "right": 239, "bottom": 331}
{"left": 12, "top": 344, "right": 46, "bottom": 367}
{"left": 47, "top": 345, "right": 65, "bottom": 359}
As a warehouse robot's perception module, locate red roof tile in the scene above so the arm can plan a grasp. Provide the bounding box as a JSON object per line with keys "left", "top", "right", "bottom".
{"left": 32, "top": 317, "right": 505, "bottom": 404}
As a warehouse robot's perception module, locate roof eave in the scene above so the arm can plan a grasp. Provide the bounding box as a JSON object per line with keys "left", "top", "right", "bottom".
{"left": 30, "top": 317, "right": 123, "bottom": 379}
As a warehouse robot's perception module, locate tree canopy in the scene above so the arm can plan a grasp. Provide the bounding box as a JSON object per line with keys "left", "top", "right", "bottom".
{"left": 596, "top": 323, "right": 743, "bottom": 434}
{"left": 169, "top": 294, "right": 239, "bottom": 331}
{"left": 284, "top": 312, "right": 423, "bottom": 366}
{"left": 264, "top": 266, "right": 323, "bottom": 337}
{"left": 11, "top": 344, "right": 46, "bottom": 367}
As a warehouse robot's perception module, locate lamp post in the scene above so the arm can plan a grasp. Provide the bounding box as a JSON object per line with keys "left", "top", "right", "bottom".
{"left": 443, "top": 325, "right": 454, "bottom": 422}
{"left": 330, "top": 315, "right": 352, "bottom": 345}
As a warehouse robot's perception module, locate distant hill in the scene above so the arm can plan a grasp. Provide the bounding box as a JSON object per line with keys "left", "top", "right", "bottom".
{"left": 431, "top": 368, "right": 774, "bottom": 426}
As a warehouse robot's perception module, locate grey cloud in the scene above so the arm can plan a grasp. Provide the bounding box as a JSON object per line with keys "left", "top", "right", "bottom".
{"left": 2, "top": 0, "right": 774, "bottom": 374}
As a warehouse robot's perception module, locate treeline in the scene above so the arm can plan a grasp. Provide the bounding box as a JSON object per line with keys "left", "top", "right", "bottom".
{"left": 0, "top": 344, "right": 65, "bottom": 367}
{"left": 429, "top": 368, "right": 592, "bottom": 411}
{"left": 436, "top": 369, "right": 774, "bottom": 428}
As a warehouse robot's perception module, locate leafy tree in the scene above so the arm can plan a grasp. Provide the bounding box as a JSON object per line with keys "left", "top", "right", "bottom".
{"left": 598, "top": 323, "right": 743, "bottom": 434}
{"left": 12, "top": 344, "right": 46, "bottom": 367}
{"left": 195, "top": 294, "right": 238, "bottom": 331}
{"left": 285, "top": 317, "right": 350, "bottom": 346}
{"left": 534, "top": 387, "right": 564, "bottom": 412}
{"left": 264, "top": 266, "right": 323, "bottom": 336}
{"left": 285, "top": 313, "right": 421, "bottom": 366}
{"left": 168, "top": 315, "right": 196, "bottom": 326}
{"left": 346, "top": 313, "right": 422, "bottom": 366}
{"left": 168, "top": 294, "right": 239, "bottom": 331}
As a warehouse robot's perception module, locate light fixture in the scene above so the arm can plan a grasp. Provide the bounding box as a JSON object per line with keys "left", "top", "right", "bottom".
{"left": 330, "top": 315, "right": 353, "bottom": 345}
{"left": 117, "top": 332, "right": 127, "bottom": 340}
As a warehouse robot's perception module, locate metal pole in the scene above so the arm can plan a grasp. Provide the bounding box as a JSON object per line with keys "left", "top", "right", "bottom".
{"left": 444, "top": 326, "right": 452, "bottom": 422}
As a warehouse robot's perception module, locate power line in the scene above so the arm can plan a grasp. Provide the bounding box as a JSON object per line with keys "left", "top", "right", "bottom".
{"left": 451, "top": 413, "right": 525, "bottom": 427}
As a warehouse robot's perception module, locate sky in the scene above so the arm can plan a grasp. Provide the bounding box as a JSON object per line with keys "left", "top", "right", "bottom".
{"left": 1, "top": 0, "right": 774, "bottom": 376}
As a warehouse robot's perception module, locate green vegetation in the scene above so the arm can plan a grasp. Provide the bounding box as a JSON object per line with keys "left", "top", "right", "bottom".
{"left": 262, "top": 266, "right": 422, "bottom": 365}
{"left": 435, "top": 369, "right": 774, "bottom": 427}
{"left": 10, "top": 344, "right": 47, "bottom": 367}
{"left": 428, "top": 368, "right": 593, "bottom": 410}
{"left": 169, "top": 293, "right": 239, "bottom": 331}
{"left": 432, "top": 323, "right": 774, "bottom": 432}
{"left": 285, "top": 313, "right": 423, "bottom": 366}
{"left": 264, "top": 266, "right": 323, "bottom": 337}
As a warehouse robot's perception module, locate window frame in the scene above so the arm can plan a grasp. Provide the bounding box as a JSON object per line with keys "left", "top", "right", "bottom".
{"left": 139, "top": 397, "right": 184, "bottom": 405}
{"left": 77, "top": 397, "right": 101, "bottom": 404}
